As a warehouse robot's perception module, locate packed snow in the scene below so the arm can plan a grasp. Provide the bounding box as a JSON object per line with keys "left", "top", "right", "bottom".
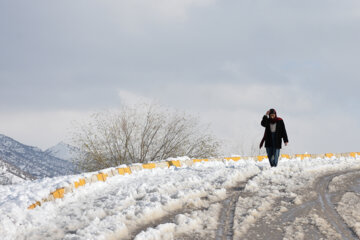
{"left": 0, "top": 155, "right": 360, "bottom": 239}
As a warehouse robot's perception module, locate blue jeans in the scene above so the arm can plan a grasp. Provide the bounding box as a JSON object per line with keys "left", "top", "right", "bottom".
{"left": 266, "top": 147, "right": 280, "bottom": 167}
{"left": 266, "top": 132, "right": 280, "bottom": 167}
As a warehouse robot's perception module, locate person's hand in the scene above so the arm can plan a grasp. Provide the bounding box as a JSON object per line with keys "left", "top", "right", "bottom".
{"left": 285, "top": 142, "right": 288, "bottom": 146}
{"left": 266, "top": 110, "right": 270, "bottom": 115}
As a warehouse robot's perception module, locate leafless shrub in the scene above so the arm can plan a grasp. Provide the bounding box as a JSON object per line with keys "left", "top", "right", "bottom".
{"left": 73, "top": 104, "right": 220, "bottom": 172}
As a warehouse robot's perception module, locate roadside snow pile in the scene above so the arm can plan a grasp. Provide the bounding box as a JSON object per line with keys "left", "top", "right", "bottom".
{"left": 0, "top": 155, "right": 360, "bottom": 240}
{"left": 0, "top": 158, "right": 260, "bottom": 240}
{"left": 134, "top": 203, "right": 222, "bottom": 240}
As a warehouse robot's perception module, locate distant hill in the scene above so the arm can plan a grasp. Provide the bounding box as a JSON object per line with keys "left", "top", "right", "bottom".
{"left": 0, "top": 134, "right": 78, "bottom": 179}
{"left": 45, "top": 141, "right": 80, "bottom": 162}
{"left": 0, "top": 158, "right": 35, "bottom": 185}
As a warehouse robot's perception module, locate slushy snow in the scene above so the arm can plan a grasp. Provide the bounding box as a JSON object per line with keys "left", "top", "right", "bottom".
{"left": 0, "top": 155, "right": 360, "bottom": 239}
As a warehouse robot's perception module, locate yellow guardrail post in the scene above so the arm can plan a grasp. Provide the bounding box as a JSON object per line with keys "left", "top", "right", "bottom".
{"left": 79, "top": 178, "right": 85, "bottom": 186}
{"left": 257, "top": 155, "right": 267, "bottom": 161}
{"left": 117, "top": 167, "right": 131, "bottom": 175}
{"left": 28, "top": 201, "right": 41, "bottom": 209}
{"left": 51, "top": 188, "right": 65, "bottom": 199}
{"left": 142, "top": 163, "right": 156, "bottom": 169}
{"left": 167, "top": 160, "right": 181, "bottom": 167}
{"left": 224, "top": 157, "right": 241, "bottom": 161}
{"left": 74, "top": 178, "right": 86, "bottom": 188}
{"left": 193, "top": 159, "right": 209, "bottom": 163}
{"left": 96, "top": 173, "right": 108, "bottom": 182}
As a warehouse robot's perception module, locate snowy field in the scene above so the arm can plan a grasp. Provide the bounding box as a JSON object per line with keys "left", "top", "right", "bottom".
{"left": 1, "top": 156, "right": 360, "bottom": 240}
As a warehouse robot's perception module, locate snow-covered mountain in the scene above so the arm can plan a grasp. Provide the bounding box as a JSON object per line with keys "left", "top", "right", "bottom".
{"left": 0, "top": 134, "right": 78, "bottom": 179}
{"left": 45, "top": 141, "right": 80, "bottom": 162}
{"left": 0, "top": 158, "right": 35, "bottom": 185}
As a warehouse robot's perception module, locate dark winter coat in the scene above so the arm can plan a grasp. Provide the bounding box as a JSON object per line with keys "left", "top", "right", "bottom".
{"left": 261, "top": 115, "right": 288, "bottom": 149}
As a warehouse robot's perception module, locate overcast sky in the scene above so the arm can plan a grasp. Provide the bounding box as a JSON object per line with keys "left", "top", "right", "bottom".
{"left": 1, "top": 0, "right": 359, "bottom": 155}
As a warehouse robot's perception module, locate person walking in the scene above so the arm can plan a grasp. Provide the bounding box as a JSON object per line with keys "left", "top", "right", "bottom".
{"left": 260, "top": 109, "right": 288, "bottom": 167}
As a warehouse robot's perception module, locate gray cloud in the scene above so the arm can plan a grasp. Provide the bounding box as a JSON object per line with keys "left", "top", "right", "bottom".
{"left": 1, "top": 0, "right": 359, "bottom": 153}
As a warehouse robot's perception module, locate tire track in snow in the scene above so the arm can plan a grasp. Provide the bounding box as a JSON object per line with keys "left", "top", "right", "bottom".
{"left": 215, "top": 177, "right": 257, "bottom": 240}
{"left": 131, "top": 175, "right": 258, "bottom": 240}
{"left": 314, "top": 171, "right": 359, "bottom": 240}
{"left": 129, "top": 201, "right": 211, "bottom": 239}
{"left": 281, "top": 170, "right": 359, "bottom": 240}
{"left": 215, "top": 187, "right": 242, "bottom": 240}
{"left": 243, "top": 170, "right": 360, "bottom": 240}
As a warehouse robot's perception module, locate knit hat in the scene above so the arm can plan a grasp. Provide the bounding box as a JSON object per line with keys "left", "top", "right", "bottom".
{"left": 269, "top": 109, "right": 276, "bottom": 115}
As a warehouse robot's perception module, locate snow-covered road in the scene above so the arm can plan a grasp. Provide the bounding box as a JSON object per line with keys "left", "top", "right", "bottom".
{"left": 1, "top": 156, "right": 360, "bottom": 240}
{"left": 237, "top": 170, "right": 360, "bottom": 240}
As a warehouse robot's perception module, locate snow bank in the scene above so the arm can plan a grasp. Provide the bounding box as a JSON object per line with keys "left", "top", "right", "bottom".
{"left": 0, "top": 159, "right": 260, "bottom": 240}
{"left": 1, "top": 153, "right": 359, "bottom": 239}
{"left": 134, "top": 203, "right": 222, "bottom": 240}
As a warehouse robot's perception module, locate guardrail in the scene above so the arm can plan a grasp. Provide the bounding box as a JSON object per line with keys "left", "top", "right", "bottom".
{"left": 27, "top": 152, "right": 360, "bottom": 210}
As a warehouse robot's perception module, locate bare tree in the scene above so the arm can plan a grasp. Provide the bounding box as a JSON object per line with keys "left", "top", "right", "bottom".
{"left": 72, "top": 104, "right": 220, "bottom": 171}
